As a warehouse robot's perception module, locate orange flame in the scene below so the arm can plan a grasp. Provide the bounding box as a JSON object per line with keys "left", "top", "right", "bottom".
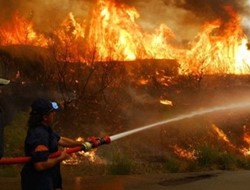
{"left": 211, "top": 124, "right": 232, "bottom": 145}
{"left": 0, "top": 1, "right": 249, "bottom": 74}
{"left": 243, "top": 131, "right": 250, "bottom": 145}
{"left": 171, "top": 144, "right": 197, "bottom": 160}
{"left": 62, "top": 150, "right": 97, "bottom": 165}
{"left": 160, "top": 99, "right": 173, "bottom": 106}
{"left": 62, "top": 137, "right": 97, "bottom": 165}
{"left": 239, "top": 126, "right": 250, "bottom": 156}
{"left": 211, "top": 124, "right": 250, "bottom": 156}
{"left": 0, "top": 12, "right": 48, "bottom": 47}
{"left": 183, "top": 6, "right": 250, "bottom": 74}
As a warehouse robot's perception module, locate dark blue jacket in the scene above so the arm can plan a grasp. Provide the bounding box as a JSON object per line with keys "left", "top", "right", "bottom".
{"left": 21, "top": 124, "right": 61, "bottom": 190}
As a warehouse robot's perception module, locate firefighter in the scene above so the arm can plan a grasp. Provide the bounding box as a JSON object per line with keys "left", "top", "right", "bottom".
{"left": 0, "top": 78, "right": 10, "bottom": 158}
{"left": 20, "top": 98, "right": 94, "bottom": 190}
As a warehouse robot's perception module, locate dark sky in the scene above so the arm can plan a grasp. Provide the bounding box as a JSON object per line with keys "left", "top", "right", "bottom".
{"left": 0, "top": 0, "right": 249, "bottom": 39}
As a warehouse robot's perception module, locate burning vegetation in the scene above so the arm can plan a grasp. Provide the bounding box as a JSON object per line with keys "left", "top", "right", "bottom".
{"left": 1, "top": 0, "right": 250, "bottom": 174}
{"left": 0, "top": 0, "right": 250, "bottom": 74}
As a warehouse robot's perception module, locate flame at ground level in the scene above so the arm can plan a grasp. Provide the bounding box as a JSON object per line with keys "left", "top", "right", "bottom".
{"left": 171, "top": 124, "right": 250, "bottom": 160}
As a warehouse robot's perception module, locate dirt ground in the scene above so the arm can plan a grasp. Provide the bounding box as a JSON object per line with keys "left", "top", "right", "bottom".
{"left": 1, "top": 170, "right": 250, "bottom": 190}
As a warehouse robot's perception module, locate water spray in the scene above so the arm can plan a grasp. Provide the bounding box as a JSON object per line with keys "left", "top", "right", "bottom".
{"left": 109, "top": 101, "right": 250, "bottom": 141}
{"left": 1, "top": 101, "right": 250, "bottom": 165}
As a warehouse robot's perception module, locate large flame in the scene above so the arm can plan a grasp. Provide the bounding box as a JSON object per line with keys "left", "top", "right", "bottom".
{"left": 0, "top": 12, "right": 48, "bottom": 47}
{"left": 183, "top": 6, "right": 250, "bottom": 74}
{"left": 0, "top": 0, "right": 250, "bottom": 74}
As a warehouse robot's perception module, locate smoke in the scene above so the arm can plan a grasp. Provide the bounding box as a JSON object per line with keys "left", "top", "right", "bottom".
{"left": 119, "top": 0, "right": 250, "bottom": 38}
{"left": 117, "top": 0, "right": 249, "bottom": 21}
{"left": 162, "top": 0, "right": 242, "bottom": 20}
{"left": 0, "top": 0, "right": 21, "bottom": 21}
{"left": 0, "top": 0, "right": 92, "bottom": 32}
{"left": 161, "top": 0, "right": 250, "bottom": 35}
{"left": 113, "top": 0, "right": 250, "bottom": 42}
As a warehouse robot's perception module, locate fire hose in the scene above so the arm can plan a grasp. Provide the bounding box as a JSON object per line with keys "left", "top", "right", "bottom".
{"left": 0, "top": 135, "right": 111, "bottom": 165}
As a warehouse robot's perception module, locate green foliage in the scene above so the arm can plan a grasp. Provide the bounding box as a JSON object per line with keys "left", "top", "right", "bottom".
{"left": 0, "top": 112, "right": 28, "bottom": 177}
{"left": 0, "top": 165, "right": 22, "bottom": 177}
{"left": 4, "top": 111, "right": 28, "bottom": 156}
{"left": 217, "top": 153, "right": 237, "bottom": 170}
{"left": 107, "top": 150, "right": 132, "bottom": 175}
{"left": 195, "top": 145, "right": 240, "bottom": 170}
{"left": 164, "top": 158, "right": 180, "bottom": 173}
{"left": 236, "top": 157, "right": 250, "bottom": 170}
{"left": 195, "top": 145, "right": 220, "bottom": 168}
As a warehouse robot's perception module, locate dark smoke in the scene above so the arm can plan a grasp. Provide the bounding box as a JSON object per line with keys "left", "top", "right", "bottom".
{"left": 162, "top": 0, "right": 246, "bottom": 21}
{"left": 113, "top": 0, "right": 250, "bottom": 41}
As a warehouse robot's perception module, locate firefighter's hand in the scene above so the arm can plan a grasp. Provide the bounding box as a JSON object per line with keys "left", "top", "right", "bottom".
{"left": 58, "top": 149, "right": 70, "bottom": 161}
{"left": 87, "top": 136, "right": 101, "bottom": 148}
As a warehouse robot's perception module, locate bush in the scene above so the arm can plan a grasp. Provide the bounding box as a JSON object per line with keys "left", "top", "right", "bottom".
{"left": 218, "top": 153, "right": 237, "bottom": 170}
{"left": 0, "top": 165, "right": 23, "bottom": 177}
{"left": 107, "top": 150, "right": 132, "bottom": 175}
{"left": 236, "top": 157, "right": 250, "bottom": 170}
{"left": 195, "top": 145, "right": 220, "bottom": 168}
{"left": 195, "top": 145, "right": 240, "bottom": 170}
{"left": 164, "top": 158, "right": 180, "bottom": 173}
{"left": 4, "top": 111, "right": 28, "bottom": 156}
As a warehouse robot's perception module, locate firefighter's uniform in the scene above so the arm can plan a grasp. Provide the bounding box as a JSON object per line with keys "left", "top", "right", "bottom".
{"left": 21, "top": 124, "right": 62, "bottom": 190}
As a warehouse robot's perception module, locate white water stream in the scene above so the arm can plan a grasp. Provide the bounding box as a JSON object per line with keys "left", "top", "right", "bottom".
{"left": 110, "top": 101, "right": 250, "bottom": 141}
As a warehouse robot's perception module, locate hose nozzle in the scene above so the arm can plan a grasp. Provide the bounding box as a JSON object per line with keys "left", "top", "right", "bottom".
{"left": 82, "top": 135, "right": 111, "bottom": 152}
{"left": 100, "top": 135, "right": 111, "bottom": 145}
